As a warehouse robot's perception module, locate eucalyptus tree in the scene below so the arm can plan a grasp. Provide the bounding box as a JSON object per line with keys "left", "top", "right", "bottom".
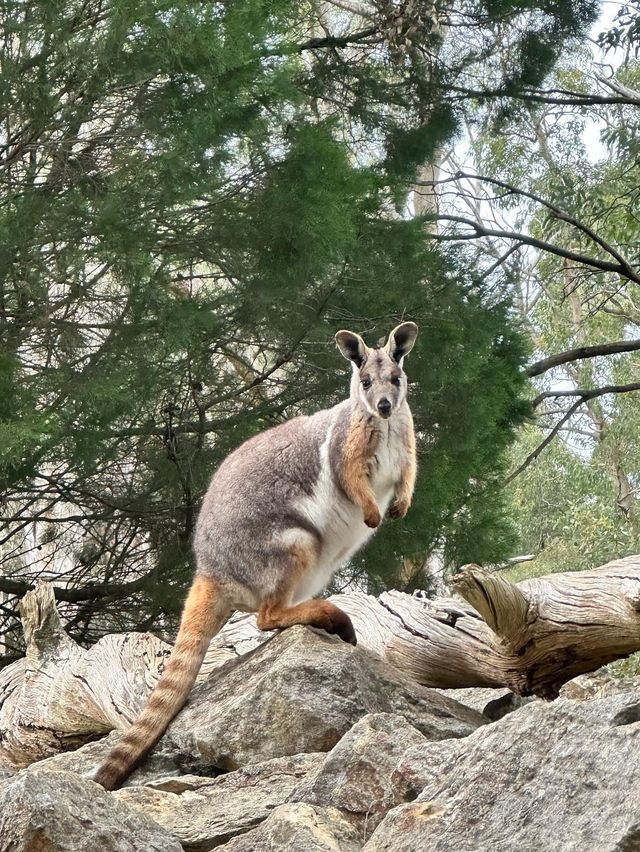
{"left": 427, "top": 6, "right": 640, "bottom": 575}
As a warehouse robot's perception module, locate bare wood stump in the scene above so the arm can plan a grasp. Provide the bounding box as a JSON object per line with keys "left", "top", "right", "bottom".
{"left": 0, "top": 583, "right": 171, "bottom": 769}
{"left": 2, "top": 555, "right": 640, "bottom": 769}
{"left": 452, "top": 559, "right": 640, "bottom": 697}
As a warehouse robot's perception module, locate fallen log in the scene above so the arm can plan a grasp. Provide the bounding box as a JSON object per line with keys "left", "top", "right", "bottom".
{"left": 375, "top": 560, "right": 640, "bottom": 699}
{"left": 2, "top": 555, "right": 640, "bottom": 769}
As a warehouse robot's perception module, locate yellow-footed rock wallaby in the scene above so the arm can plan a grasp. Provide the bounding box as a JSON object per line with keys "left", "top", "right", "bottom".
{"left": 94, "top": 322, "right": 418, "bottom": 789}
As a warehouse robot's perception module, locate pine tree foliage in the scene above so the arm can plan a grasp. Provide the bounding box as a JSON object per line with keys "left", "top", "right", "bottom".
{"left": 0, "top": 0, "right": 596, "bottom": 659}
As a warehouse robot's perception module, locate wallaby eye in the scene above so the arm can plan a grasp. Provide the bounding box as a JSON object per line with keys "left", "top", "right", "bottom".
{"left": 391, "top": 376, "right": 401, "bottom": 386}
{"left": 361, "top": 377, "right": 372, "bottom": 389}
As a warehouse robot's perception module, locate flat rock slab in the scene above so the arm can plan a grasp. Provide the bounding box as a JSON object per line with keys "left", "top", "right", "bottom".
{"left": 290, "top": 713, "right": 427, "bottom": 836}
{"left": 365, "top": 692, "right": 640, "bottom": 852}
{"left": 216, "top": 803, "right": 362, "bottom": 852}
{"left": 436, "top": 687, "right": 534, "bottom": 720}
{"left": 24, "top": 730, "right": 188, "bottom": 788}
{"left": 115, "top": 753, "right": 323, "bottom": 851}
{"left": 0, "top": 769, "right": 182, "bottom": 852}
{"left": 158, "top": 626, "right": 485, "bottom": 773}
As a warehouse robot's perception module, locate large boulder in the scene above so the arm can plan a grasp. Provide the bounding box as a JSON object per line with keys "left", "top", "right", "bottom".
{"left": 215, "top": 803, "right": 362, "bottom": 852}
{"left": 30, "top": 627, "right": 484, "bottom": 784}
{"left": 0, "top": 769, "right": 181, "bottom": 852}
{"left": 115, "top": 753, "right": 322, "bottom": 851}
{"left": 364, "top": 691, "right": 640, "bottom": 851}
{"left": 156, "top": 626, "right": 485, "bottom": 773}
{"left": 290, "top": 713, "right": 427, "bottom": 836}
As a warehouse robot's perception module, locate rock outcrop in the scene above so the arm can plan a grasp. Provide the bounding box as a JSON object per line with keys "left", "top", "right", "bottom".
{"left": 216, "top": 803, "right": 363, "bottom": 852}
{"left": 289, "top": 712, "right": 428, "bottom": 835}
{"left": 364, "top": 692, "right": 640, "bottom": 851}
{"left": 9, "top": 555, "right": 640, "bottom": 774}
{"left": 0, "top": 770, "right": 182, "bottom": 852}
{"left": 115, "top": 753, "right": 322, "bottom": 851}
{"left": 1, "top": 624, "right": 640, "bottom": 852}
{"left": 151, "top": 626, "right": 486, "bottom": 774}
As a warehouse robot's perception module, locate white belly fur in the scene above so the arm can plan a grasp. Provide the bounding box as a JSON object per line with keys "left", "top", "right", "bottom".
{"left": 291, "top": 416, "right": 407, "bottom": 604}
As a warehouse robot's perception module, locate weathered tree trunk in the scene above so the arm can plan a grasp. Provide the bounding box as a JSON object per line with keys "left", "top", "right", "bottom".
{"left": 2, "top": 555, "right": 640, "bottom": 769}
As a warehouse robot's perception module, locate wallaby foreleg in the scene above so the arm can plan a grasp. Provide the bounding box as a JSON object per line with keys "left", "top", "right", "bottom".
{"left": 340, "top": 411, "right": 381, "bottom": 528}
{"left": 390, "top": 419, "right": 416, "bottom": 519}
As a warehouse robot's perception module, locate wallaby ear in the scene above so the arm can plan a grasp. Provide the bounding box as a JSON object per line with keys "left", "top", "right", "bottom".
{"left": 385, "top": 322, "right": 418, "bottom": 364}
{"left": 335, "top": 330, "right": 368, "bottom": 368}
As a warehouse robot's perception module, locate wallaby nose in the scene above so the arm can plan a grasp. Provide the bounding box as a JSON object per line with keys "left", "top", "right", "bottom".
{"left": 377, "top": 398, "right": 391, "bottom": 417}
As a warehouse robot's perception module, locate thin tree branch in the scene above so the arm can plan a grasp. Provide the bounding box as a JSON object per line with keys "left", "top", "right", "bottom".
{"left": 506, "top": 398, "right": 584, "bottom": 483}
{"left": 431, "top": 215, "right": 640, "bottom": 283}
{"left": 323, "top": 0, "right": 376, "bottom": 18}
{"left": 280, "top": 25, "right": 380, "bottom": 55}
{"left": 533, "top": 382, "right": 640, "bottom": 408}
{"left": 509, "top": 383, "right": 640, "bottom": 482}
{"left": 445, "top": 84, "right": 640, "bottom": 108}
{"left": 0, "top": 569, "right": 157, "bottom": 604}
{"left": 437, "top": 171, "right": 638, "bottom": 279}
{"left": 527, "top": 339, "right": 640, "bottom": 378}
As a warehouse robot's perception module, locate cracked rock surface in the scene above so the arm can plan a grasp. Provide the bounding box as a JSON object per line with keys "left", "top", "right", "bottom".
{"left": 3, "top": 627, "right": 640, "bottom": 852}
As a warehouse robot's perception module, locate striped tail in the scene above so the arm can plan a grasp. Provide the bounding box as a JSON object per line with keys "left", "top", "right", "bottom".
{"left": 93, "top": 575, "right": 228, "bottom": 791}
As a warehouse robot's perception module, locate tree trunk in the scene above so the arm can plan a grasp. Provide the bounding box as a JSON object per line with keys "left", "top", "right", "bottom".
{"left": 2, "top": 555, "right": 640, "bottom": 769}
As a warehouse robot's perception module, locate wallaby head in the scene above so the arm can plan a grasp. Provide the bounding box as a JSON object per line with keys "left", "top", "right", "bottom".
{"left": 335, "top": 321, "right": 418, "bottom": 419}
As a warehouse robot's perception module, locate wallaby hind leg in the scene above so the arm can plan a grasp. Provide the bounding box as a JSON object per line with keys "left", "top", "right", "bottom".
{"left": 257, "top": 543, "right": 356, "bottom": 645}
{"left": 258, "top": 597, "right": 356, "bottom": 645}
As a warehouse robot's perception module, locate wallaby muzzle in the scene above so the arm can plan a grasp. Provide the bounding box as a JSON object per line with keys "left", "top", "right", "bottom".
{"left": 377, "top": 398, "right": 392, "bottom": 418}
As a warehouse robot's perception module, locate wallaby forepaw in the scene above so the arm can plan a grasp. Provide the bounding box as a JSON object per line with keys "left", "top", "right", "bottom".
{"left": 364, "top": 506, "right": 381, "bottom": 528}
